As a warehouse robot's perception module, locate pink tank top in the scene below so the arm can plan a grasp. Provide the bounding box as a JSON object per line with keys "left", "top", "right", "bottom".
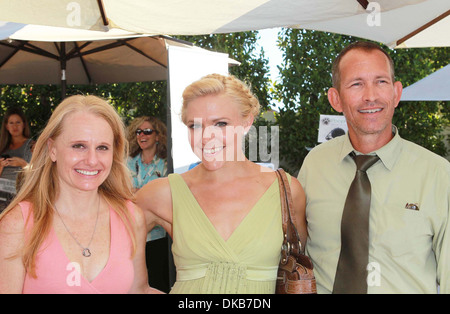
{"left": 21, "top": 201, "right": 135, "bottom": 294}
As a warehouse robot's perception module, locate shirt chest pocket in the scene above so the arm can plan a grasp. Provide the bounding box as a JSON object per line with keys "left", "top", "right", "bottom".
{"left": 374, "top": 205, "right": 433, "bottom": 258}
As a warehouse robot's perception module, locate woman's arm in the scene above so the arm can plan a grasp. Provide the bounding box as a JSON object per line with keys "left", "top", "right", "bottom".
{"left": 136, "top": 177, "right": 173, "bottom": 238}
{"left": 0, "top": 205, "right": 26, "bottom": 294}
{"left": 127, "top": 203, "right": 164, "bottom": 294}
{"left": 0, "top": 158, "right": 5, "bottom": 176}
{"left": 289, "top": 177, "right": 308, "bottom": 250}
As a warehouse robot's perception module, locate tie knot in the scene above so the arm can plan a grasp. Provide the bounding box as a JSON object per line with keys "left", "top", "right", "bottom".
{"left": 352, "top": 154, "right": 380, "bottom": 172}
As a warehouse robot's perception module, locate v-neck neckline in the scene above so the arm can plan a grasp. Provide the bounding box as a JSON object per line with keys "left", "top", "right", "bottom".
{"left": 51, "top": 207, "right": 112, "bottom": 285}
{"left": 176, "top": 174, "right": 278, "bottom": 244}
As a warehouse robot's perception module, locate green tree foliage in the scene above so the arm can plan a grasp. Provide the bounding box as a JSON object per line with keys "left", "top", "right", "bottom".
{"left": 275, "top": 29, "right": 449, "bottom": 175}
{"left": 0, "top": 81, "right": 168, "bottom": 139}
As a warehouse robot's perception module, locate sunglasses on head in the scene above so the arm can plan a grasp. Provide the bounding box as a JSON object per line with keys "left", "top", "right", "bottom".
{"left": 135, "top": 128, "right": 157, "bottom": 136}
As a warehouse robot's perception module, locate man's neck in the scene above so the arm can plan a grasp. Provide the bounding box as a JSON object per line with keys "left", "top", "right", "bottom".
{"left": 348, "top": 125, "right": 394, "bottom": 154}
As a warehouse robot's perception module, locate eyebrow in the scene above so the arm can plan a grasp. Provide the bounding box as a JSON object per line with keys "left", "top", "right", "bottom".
{"left": 347, "top": 74, "right": 392, "bottom": 82}
{"left": 210, "top": 117, "right": 230, "bottom": 123}
{"left": 186, "top": 117, "right": 230, "bottom": 124}
{"left": 69, "top": 139, "right": 112, "bottom": 146}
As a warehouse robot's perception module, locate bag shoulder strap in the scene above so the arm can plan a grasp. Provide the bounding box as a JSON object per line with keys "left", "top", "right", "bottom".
{"left": 276, "top": 169, "right": 288, "bottom": 234}
{"left": 276, "top": 169, "right": 303, "bottom": 257}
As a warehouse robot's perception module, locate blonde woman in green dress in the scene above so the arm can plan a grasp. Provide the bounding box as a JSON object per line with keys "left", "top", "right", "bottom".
{"left": 136, "top": 74, "right": 307, "bottom": 294}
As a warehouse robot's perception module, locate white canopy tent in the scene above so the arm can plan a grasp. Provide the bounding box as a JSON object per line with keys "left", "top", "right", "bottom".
{"left": 299, "top": 0, "right": 450, "bottom": 48}
{"left": 401, "top": 64, "right": 450, "bottom": 101}
{"left": 0, "top": 0, "right": 448, "bottom": 48}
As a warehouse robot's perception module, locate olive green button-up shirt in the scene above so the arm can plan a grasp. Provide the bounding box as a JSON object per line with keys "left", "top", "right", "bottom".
{"left": 298, "top": 127, "right": 449, "bottom": 294}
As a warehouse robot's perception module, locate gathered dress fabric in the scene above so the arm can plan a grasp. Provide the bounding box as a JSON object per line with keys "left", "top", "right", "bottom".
{"left": 21, "top": 201, "right": 135, "bottom": 294}
{"left": 168, "top": 173, "right": 286, "bottom": 294}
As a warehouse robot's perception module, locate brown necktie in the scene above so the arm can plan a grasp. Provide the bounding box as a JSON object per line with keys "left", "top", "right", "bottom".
{"left": 333, "top": 153, "right": 380, "bottom": 294}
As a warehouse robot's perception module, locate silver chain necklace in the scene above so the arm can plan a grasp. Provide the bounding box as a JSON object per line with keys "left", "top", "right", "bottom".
{"left": 54, "top": 197, "right": 100, "bottom": 258}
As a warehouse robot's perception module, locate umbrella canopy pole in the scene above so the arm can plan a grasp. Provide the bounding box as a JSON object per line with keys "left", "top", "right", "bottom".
{"left": 356, "top": 0, "right": 369, "bottom": 9}
{"left": 97, "top": 0, "right": 109, "bottom": 27}
{"left": 61, "top": 66, "right": 66, "bottom": 100}
{"left": 60, "top": 42, "right": 67, "bottom": 99}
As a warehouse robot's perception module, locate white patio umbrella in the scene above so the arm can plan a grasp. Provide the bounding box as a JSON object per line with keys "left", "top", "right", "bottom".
{"left": 401, "top": 64, "right": 450, "bottom": 101}
{"left": 0, "top": 0, "right": 448, "bottom": 48}
{"left": 299, "top": 0, "right": 450, "bottom": 48}
{"left": 0, "top": 24, "right": 238, "bottom": 98}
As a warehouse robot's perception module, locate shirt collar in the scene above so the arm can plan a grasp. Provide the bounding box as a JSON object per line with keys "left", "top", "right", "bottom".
{"left": 375, "top": 126, "right": 402, "bottom": 171}
{"left": 338, "top": 125, "right": 402, "bottom": 171}
{"left": 338, "top": 133, "right": 355, "bottom": 162}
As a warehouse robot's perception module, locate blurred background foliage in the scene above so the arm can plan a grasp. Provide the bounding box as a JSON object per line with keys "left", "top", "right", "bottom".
{"left": 1, "top": 30, "right": 448, "bottom": 175}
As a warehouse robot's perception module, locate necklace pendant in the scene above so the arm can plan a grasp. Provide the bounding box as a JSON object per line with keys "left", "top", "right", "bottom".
{"left": 82, "top": 248, "right": 92, "bottom": 257}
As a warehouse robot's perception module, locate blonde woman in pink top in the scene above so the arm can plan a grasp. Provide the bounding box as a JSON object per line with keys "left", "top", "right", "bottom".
{"left": 0, "top": 96, "right": 162, "bottom": 294}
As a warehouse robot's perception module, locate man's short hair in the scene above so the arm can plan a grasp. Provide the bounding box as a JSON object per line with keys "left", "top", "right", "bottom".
{"left": 331, "top": 41, "right": 395, "bottom": 90}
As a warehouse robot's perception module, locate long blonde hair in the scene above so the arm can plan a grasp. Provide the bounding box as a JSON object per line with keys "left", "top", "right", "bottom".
{"left": 0, "top": 95, "right": 136, "bottom": 277}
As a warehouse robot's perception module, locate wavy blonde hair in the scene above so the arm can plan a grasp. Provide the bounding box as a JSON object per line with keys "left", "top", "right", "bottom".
{"left": 126, "top": 116, "right": 167, "bottom": 159}
{"left": 0, "top": 95, "right": 136, "bottom": 278}
{"left": 181, "top": 74, "right": 260, "bottom": 124}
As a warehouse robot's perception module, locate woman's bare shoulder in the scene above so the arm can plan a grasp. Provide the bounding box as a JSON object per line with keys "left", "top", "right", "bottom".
{"left": 0, "top": 205, "right": 25, "bottom": 233}
{"left": 136, "top": 177, "right": 172, "bottom": 212}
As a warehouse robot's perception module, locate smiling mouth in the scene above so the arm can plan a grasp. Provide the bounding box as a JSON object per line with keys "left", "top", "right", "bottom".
{"left": 203, "top": 147, "right": 224, "bottom": 154}
{"left": 358, "top": 108, "right": 383, "bottom": 114}
{"left": 76, "top": 169, "right": 99, "bottom": 176}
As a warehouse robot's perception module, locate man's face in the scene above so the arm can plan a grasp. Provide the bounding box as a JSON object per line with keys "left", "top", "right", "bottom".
{"left": 328, "top": 49, "right": 402, "bottom": 146}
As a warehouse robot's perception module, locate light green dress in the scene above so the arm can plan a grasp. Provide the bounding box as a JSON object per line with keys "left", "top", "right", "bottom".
{"left": 168, "top": 173, "right": 286, "bottom": 294}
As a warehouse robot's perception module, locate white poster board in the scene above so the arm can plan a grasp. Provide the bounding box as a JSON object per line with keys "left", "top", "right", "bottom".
{"left": 0, "top": 178, "right": 16, "bottom": 194}
{"left": 168, "top": 45, "right": 230, "bottom": 173}
{"left": 317, "top": 114, "right": 348, "bottom": 143}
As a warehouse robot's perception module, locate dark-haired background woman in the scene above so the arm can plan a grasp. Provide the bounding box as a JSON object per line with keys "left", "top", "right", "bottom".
{"left": 0, "top": 108, "right": 34, "bottom": 212}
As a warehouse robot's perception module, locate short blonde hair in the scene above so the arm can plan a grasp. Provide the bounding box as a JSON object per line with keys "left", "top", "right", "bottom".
{"left": 1, "top": 95, "right": 136, "bottom": 278}
{"left": 181, "top": 74, "right": 260, "bottom": 124}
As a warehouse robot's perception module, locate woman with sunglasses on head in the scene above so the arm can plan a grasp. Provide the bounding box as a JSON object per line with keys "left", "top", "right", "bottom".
{"left": 126, "top": 116, "right": 169, "bottom": 292}
{"left": 126, "top": 117, "right": 168, "bottom": 191}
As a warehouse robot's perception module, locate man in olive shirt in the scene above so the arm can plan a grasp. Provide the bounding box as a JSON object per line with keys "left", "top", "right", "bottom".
{"left": 298, "top": 42, "right": 449, "bottom": 294}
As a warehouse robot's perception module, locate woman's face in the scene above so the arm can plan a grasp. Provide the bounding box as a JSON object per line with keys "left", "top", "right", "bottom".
{"left": 184, "top": 94, "right": 252, "bottom": 171}
{"left": 6, "top": 114, "right": 25, "bottom": 138}
{"left": 136, "top": 121, "right": 159, "bottom": 152}
{"left": 48, "top": 111, "right": 114, "bottom": 193}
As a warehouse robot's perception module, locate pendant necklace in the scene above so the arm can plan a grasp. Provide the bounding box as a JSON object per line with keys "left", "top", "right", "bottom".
{"left": 54, "top": 197, "right": 100, "bottom": 258}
